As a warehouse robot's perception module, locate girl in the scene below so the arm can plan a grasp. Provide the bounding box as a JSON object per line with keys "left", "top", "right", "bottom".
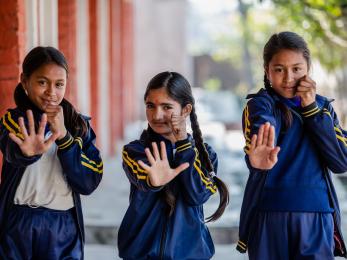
{"left": 0, "top": 46, "right": 103, "bottom": 259}
{"left": 118, "top": 71, "right": 229, "bottom": 260}
{"left": 237, "top": 31, "right": 347, "bottom": 259}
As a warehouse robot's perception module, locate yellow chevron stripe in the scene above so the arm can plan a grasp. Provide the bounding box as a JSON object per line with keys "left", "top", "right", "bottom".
{"left": 58, "top": 136, "right": 74, "bottom": 149}
{"left": 176, "top": 142, "right": 191, "bottom": 151}
{"left": 81, "top": 153, "right": 103, "bottom": 168}
{"left": 7, "top": 112, "right": 21, "bottom": 130}
{"left": 244, "top": 105, "right": 251, "bottom": 147}
{"left": 81, "top": 161, "right": 103, "bottom": 174}
{"left": 122, "top": 154, "right": 147, "bottom": 180}
{"left": 176, "top": 145, "right": 192, "bottom": 153}
{"left": 302, "top": 106, "right": 319, "bottom": 115}
{"left": 335, "top": 127, "right": 342, "bottom": 134}
{"left": 75, "top": 138, "right": 83, "bottom": 149}
{"left": 122, "top": 150, "right": 147, "bottom": 173}
{"left": 59, "top": 138, "right": 74, "bottom": 149}
{"left": 237, "top": 241, "right": 246, "bottom": 250}
{"left": 2, "top": 115, "right": 24, "bottom": 140}
{"left": 238, "top": 240, "right": 247, "bottom": 247}
{"left": 303, "top": 107, "right": 320, "bottom": 117}
{"left": 336, "top": 134, "right": 347, "bottom": 146}
{"left": 192, "top": 149, "right": 217, "bottom": 193}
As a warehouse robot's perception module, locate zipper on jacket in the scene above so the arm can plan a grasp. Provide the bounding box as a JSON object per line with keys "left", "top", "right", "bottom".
{"left": 159, "top": 217, "right": 168, "bottom": 260}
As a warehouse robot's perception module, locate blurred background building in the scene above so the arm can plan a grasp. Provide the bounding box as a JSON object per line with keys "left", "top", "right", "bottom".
{"left": 1, "top": 0, "right": 347, "bottom": 259}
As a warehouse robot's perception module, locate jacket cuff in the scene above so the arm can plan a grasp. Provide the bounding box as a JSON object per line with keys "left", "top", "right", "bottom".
{"left": 175, "top": 138, "right": 192, "bottom": 153}
{"left": 301, "top": 101, "right": 320, "bottom": 118}
{"left": 146, "top": 176, "right": 164, "bottom": 191}
{"left": 56, "top": 131, "right": 74, "bottom": 150}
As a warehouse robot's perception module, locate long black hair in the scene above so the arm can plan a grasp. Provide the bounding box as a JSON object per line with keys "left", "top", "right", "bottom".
{"left": 263, "top": 31, "right": 311, "bottom": 128}
{"left": 144, "top": 71, "right": 229, "bottom": 222}
{"left": 15, "top": 46, "right": 88, "bottom": 137}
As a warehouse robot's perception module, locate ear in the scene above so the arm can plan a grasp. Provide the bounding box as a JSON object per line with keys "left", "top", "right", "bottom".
{"left": 20, "top": 73, "right": 29, "bottom": 95}
{"left": 182, "top": 104, "right": 192, "bottom": 118}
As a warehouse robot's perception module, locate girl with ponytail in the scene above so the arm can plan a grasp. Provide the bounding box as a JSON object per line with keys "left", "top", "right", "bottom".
{"left": 237, "top": 31, "right": 347, "bottom": 259}
{"left": 0, "top": 46, "right": 103, "bottom": 259}
{"left": 118, "top": 71, "right": 229, "bottom": 259}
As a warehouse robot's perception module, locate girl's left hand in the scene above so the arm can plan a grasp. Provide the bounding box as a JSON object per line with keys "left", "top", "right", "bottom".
{"left": 45, "top": 105, "right": 67, "bottom": 140}
{"left": 138, "top": 141, "right": 189, "bottom": 187}
{"left": 295, "top": 75, "right": 316, "bottom": 107}
{"left": 170, "top": 114, "right": 188, "bottom": 142}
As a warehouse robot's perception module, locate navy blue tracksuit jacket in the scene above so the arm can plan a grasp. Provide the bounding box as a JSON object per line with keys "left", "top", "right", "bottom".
{"left": 118, "top": 127, "right": 217, "bottom": 260}
{"left": 237, "top": 87, "right": 347, "bottom": 258}
{"left": 0, "top": 107, "right": 103, "bottom": 253}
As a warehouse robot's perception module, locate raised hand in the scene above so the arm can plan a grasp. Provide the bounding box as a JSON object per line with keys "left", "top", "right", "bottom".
{"left": 138, "top": 141, "right": 189, "bottom": 187}
{"left": 170, "top": 113, "right": 188, "bottom": 142}
{"left": 45, "top": 104, "right": 67, "bottom": 139}
{"left": 248, "top": 122, "right": 280, "bottom": 170}
{"left": 295, "top": 75, "right": 316, "bottom": 107}
{"left": 8, "top": 110, "right": 60, "bottom": 157}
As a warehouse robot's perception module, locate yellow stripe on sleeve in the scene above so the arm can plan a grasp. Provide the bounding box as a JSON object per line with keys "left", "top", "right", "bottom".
{"left": 122, "top": 153, "right": 147, "bottom": 180}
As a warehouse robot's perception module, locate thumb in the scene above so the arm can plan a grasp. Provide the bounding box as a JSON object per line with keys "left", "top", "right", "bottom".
{"left": 174, "top": 162, "right": 189, "bottom": 175}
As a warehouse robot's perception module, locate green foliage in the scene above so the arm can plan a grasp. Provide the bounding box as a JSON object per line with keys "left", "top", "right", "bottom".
{"left": 271, "top": 0, "right": 347, "bottom": 71}
{"left": 203, "top": 78, "right": 222, "bottom": 91}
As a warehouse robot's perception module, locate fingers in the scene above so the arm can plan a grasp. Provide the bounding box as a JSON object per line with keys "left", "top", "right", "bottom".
{"left": 152, "top": 142, "right": 160, "bottom": 160}
{"left": 38, "top": 113, "right": 47, "bottom": 136}
{"left": 26, "top": 110, "right": 35, "bottom": 135}
{"left": 144, "top": 147, "right": 155, "bottom": 165}
{"left": 262, "top": 122, "right": 270, "bottom": 146}
{"left": 269, "top": 146, "right": 281, "bottom": 163}
{"left": 138, "top": 160, "right": 151, "bottom": 171}
{"left": 267, "top": 125, "right": 275, "bottom": 148}
{"left": 250, "top": 134, "right": 257, "bottom": 152}
{"left": 9, "top": 132, "right": 23, "bottom": 146}
{"left": 18, "top": 117, "right": 28, "bottom": 138}
{"left": 256, "top": 124, "right": 265, "bottom": 146}
{"left": 174, "top": 162, "right": 189, "bottom": 175}
{"left": 160, "top": 141, "right": 167, "bottom": 160}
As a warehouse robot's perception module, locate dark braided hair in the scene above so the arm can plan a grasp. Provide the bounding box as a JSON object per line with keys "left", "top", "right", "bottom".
{"left": 144, "top": 71, "right": 229, "bottom": 221}
{"left": 263, "top": 31, "right": 311, "bottom": 128}
{"left": 16, "top": 46, "right": 88, "bottom": 138}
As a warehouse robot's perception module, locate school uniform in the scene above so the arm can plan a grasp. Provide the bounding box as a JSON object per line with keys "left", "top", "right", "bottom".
{"left": 118, "top": 127, "right": 217, "bottom": 260}
{"left": 236, "top": 87, "right": 347, "bottom": 259}
{"left": 0, "top": 106, "right": 103, "bottom": 260}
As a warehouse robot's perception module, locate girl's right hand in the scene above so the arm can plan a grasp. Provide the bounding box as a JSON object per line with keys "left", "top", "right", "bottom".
{"left": 248, "top": 122, "right": 280, "bottom": 170}
{"left": 138, "top": 141, "right": 190, "bottom": 187}
{"left": 8, "top": 110, "right": 59, "bottom": 157}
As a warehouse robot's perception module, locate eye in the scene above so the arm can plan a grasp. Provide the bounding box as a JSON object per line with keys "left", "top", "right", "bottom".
{"left": 274, "top": 67, "right": 283, "bottom": 73}
{"left": 38, "top": 80, "right": 47, "bottom": 86}
{"left": 146, "top": 104, "right": 154, "bottom": 109}
{"left": 293, "top": 67, "right": 302, "bottom": 73}
{"left": 56, "top": 82, "right": 65, "bottom": 89}
{"left": 163, "top": 105, "right": 173, "bottom": 110}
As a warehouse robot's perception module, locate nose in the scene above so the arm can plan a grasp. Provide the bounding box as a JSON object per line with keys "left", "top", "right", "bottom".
{"left": 284, "top": 70, "right": 294, "bottom": 83}
{"left": 153, "top": 108, "right": 164, "bottom": 120}
{"left": 44, "top": 84, "right": 56, "bottom": 98}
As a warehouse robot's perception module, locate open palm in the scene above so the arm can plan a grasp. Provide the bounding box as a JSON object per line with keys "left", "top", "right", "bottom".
{"left": 248, "top": 122, "right": 280, "bottom": 170}
{"left": 9, "top": 110, "right": 59, "bottom": 157}
{"left": 138, "top": 141, "right": 189, "bottom": 187}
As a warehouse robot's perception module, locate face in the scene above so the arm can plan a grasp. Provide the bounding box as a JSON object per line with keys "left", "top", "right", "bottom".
{"left": 145, "top": 87, "right": 188, "bottom": 140}
{"left": 265, "top": 49, "right": 308, "bottom": 98}
{"left": 21, "top": 63, "right": 67, "bottom": 111}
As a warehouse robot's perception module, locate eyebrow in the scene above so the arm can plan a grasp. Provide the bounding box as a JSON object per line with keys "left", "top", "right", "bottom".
{"left": 36, "top": 76, "right": 65, "bottom": 81}
{"left": 272, "top": 63, "right": 304, "bottom": 67}
{"left": 146, "top": 101, "right": 174, "bottom": 106}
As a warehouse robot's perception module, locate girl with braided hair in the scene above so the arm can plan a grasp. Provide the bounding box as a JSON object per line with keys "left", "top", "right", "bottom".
{"left": 118, "top": 71, "right": 229, "bottom": 260}
{"left": 237, "top": 31, "right": 347, "bottom": 259}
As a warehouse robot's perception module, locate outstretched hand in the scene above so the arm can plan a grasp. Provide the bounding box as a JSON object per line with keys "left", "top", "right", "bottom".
{"left": 9, "top": 110, "right": 60, "bottom": 157}
{"left": 248, "top": 122, "right": 280, "bottom": 170}
{"left": 138, "top": 141, "right": 189, "bottom": 187}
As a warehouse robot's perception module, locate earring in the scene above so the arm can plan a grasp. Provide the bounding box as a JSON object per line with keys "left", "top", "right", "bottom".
{"left": 23, "top": 88, "right": 28, "bottom": 95}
